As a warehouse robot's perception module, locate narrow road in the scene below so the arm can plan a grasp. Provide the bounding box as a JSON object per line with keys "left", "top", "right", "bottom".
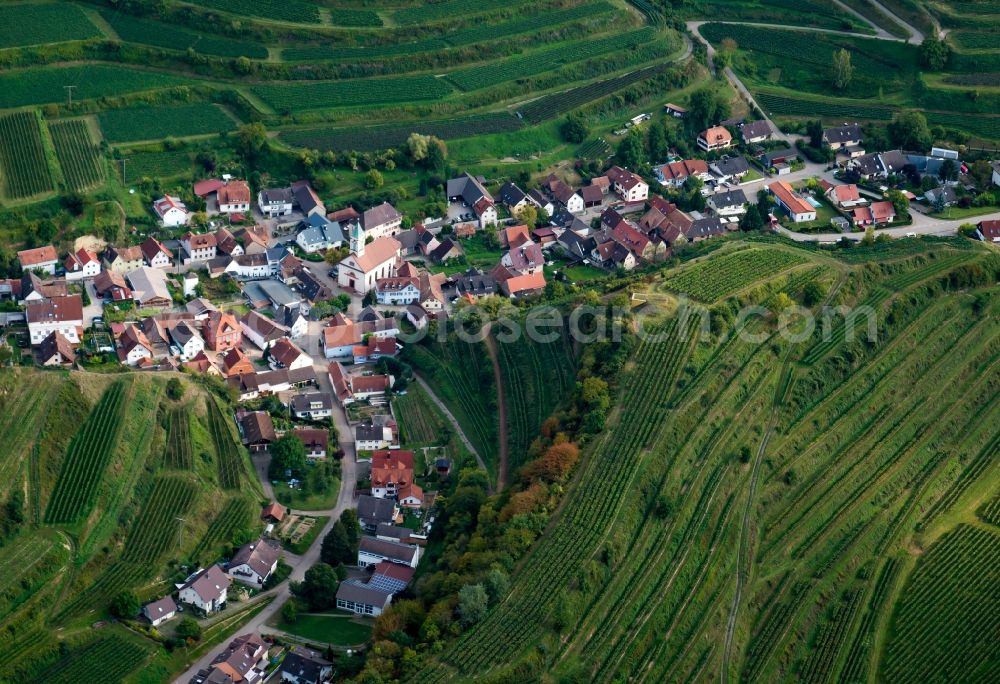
{"left": 830, "top": 0, "right": 892, "bottom": 40}
{"left": 413, "top": 374, "right": 493, "bottom": 489}
{"left": 867, "top": 0, "right": 925, "bottom": 43}
{"left": 483, "top": 331, "right": 509, "bottom": 491}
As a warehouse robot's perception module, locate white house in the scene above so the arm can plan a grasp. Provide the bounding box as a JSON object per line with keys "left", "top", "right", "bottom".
{"left": 355, "top": 420, "right": 395, "bottom": 452}
{"left": 258, "top": 188, "right": 294, "bottom": 218}
{"left": 363, "top": 202, "right": 404, "bottom": 240}
{"left": 708, "top": 189, "right": 748, "bottom": 217}
{"left": 140, "top": 237, "right": 173, "bottom": 269}
{"left": 117, "top": 324, "right": 154, "bottom": 366}
{"left": 769, "top": 181, "right": 817, "bottom": 223}
{"left": 337, "top": 229, "right": 401, "bottom": 295}
{"left": 606, "top": 166, "right": 649, "bottom": 202}
{"left": 227, "top": 539, "right": 280, "bottom": 589}
{"left": 290, "top": 392, "right": 333, "bottom": 420}
{"left": 153, "top": 195, "right": 190, "bottom": 227}
{"left": 285, "top": 310, "right": 308, "bottom": 339}
{"left": 63, "top": 248, "right": 101, "bottom": 281}
{"left": 178, "top": 565, "right": 230, "bottom": 615}
{"left": 142, "top": 596, "right": 177, "bottom": 627}
{"left": 170, "top": 320, "right": 204, "bottom": 361}
{"left": 375, "top": 277, "right": 421, "bottom": 306}
{"left": 181, "top": 232, "right": 217, "bottom": 262}
{"left": 217, "top": 180, "right": 252, "bottom": 214}
{"left": 17, "top": 245, "right": 59, "bottom": 275}
{"left": 240, "top": 310, "right": 289, "bottom": 350}
{"left": 336, "top": 582, "right": 392, "bottom": 618}
{"left": 269, "top": 337, "right": 312, "bottom": 371}
{"left": 280, "top": 647, "right": 334, "bottom": 684}
{"left": 26, "top": 295, "right": 83, "bottom": 345}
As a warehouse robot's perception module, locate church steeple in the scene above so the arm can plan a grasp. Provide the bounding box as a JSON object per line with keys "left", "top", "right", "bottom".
{"left": 350, "top": 222, "right": 364, "bottom": 256}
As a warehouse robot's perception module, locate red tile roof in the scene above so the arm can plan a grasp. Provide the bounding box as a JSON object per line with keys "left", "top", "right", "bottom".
{"left": 18, "top": 245, "right": 58, "bottom": 267}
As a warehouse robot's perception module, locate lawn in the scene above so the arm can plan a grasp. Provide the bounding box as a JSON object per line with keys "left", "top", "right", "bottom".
{"left": 546, "top": 262, "right": 608, "bottom": 284}
{"left": 276, "top": 610, "right": 373, "bottom": 646}
{"left": 928, "top": 204, "right": 1000, "bottom": 220}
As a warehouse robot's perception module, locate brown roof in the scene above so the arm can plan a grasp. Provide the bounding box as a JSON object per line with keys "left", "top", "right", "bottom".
{"left": 26, "top": 295, "right": 83, "bottom": 324}
{"left": 351, "top": 373, "right": 390, "bottom": 394}
{"left": 328, "top": 206, "right": 361, "bottom": 223}
{"left": 261, "top": 502, "right": 286, "bottom": 522}
{"left": 363, "top": 201, "right": 402, "bottom": 230}
{"left": 222, "top": 347, "right": 255, "bottom": 376}
{"left": 38, "top": 331, "right": 75, "bottom": 364}
{"left": 699, "top": 126, "right": 733, "bottom": 145}
{"left": 18, "top": 245, "right": 58, "bottom": 267}
{"left": 501, "top": 271, "right": 546, "bottom": 296}
{"left": 140, "top": 236, "right": 172, "bottom": 262}
{"left": 193, "top": 178, "right": 224, "bottom": 197}
{"left": 185, "top": 232, "right": 217, "bottom": 248}
{"left": 241, "top": 411, "right": 276, "bottom": 444}
{"left": 107, "top": 244, "right": 143, "bottom": 264}
{"left": 769, "top": 181, "right": 814, "bottom": 216}
{"left": 218, "top": 180, "right": 251, "bottom": 205}
{"left": 293, "top": 427, "right": 329, "bottom": 453}
{"left": 182, "top": 565, "right": 231, "bottom": 603}
{"left": 269, "top": 337, "right": 306, "bottom": 368}
{"left": 229, "top": 538, "right": 280, "bottom": 579}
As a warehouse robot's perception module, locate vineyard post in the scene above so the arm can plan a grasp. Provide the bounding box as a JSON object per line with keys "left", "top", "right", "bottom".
{"left": 63, "top": 85, "right": 76, "bottom": 107}
{"left": 119, "top": 158, "right": 130, "bottom": 186}
{"left": 175, "top": 516, "right": 185, "bottom": 551}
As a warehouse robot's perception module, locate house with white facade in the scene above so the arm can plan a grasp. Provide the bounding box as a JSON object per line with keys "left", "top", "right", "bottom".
{"left": 708, "top": 189, "right": 748, "bottom": 217}
{"left": 375, "top": 276, "right": 421, "bottom": 306}
{"left": 335, "top": 582, "right": 392, "bottom": 618}
{"left": 357, "top": 536, "right": 420, "bottom": 569}
{"left": 178, "top": 565, "right": 231, "bottom": 615}
{"left": 140, "top": 236, "right": 173, "bottom": 268}
{"left": 117, "top": 323, "right": 154, "bottom": 366}
{"left": 17, "top": 245, "right": 59, "bottom": 275}
{"left": 181, "top": 232, "right": 217, "bottom": 263}
{"left": 142, "top": 596, "right": 177, "bottom": 627}
{"left": 363, "top": 202, "right": 404, "bottom": 240}
{"left": 258, "top": 187, "right": 294, "bottom": 218}
{"left": 26, "top": 295, "right": 83, "bottom": 345}
{"left": 63, "top": 248, "right": 101, "bottom": 281}
{"left": 290, "top": 392, "right": 333, "bottom": 420}
{"left": 170, "top": 320, "right": 204, "bottom": 361}
{"left": 217, "top": 180, "right": 252, "bottom": 214}
{"left": 269, "top": 337, "right": 312, "bottom": 371}
{"left": 337, "top": 228, "right": 401, "bottom": 295}
{"left": 227, "top": 539, "right": 280, "bottom": 588}
{"left": 153, "top": 195, "right": 190, "bottom": 227}
{"left": 606, "top": 166, "right": 649, "bottom": 202}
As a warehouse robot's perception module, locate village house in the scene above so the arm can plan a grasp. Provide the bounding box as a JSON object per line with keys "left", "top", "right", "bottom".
{"left": 363, "top": 202, "right": 404, "bottom": 240}
{"left": 545, "top": 175, "right": 584, "bottom": 214}
{"left": 181, "top": 232, "right": 218, "bottom": 263}
{"left": 203, "top": 311, "right": 242, "bottom": 351}
{"left": 353, "top": 336, "right": 397, "bottom": 365}
{"left": 117, "top": 324, "right": 155, "bottom": 366}
{"left": 498, "top": 181, "right": 530, "bottom": 214}
{"left": 769, "top": 181, "right": 817, "bottom": 223}
{"left": 497, "top": 270, "right": 547, "bottom": 298}
{"left": 183, "top": 351, "right": 221, "bottom": 376}
{"left": 38, "top": 331, "right": 76, "bottom": 367}
{"left": 296, "top": 214, "right": 345, "bottom": 253}
{"left": 279, "top": 647, "right": 333, "bottom": 684}
{"left": 153, "top": 194, "right": 189, "bottom": 227}
{"left": 656, "top": 159, "right": 711, "bottom": 188}
{"left": 355, "top": 416, "right": 396, "bottom": 452}
{"left": 708, "top": 189, "right": 748, "bottom": 217}
{"left": 371, "top": 450, "right": 418, "bottom": 499}
{"left": 140, "top": 236, "right": 173, "bottom": 268}
{"left": 826, "top": 183, "right": 866, "bottom": 209}
{"left": 214, "top": 227, "right": 244, "bottom": 258}
{"left": 126, "top": 266, "right": 172, "bottom": 308}
{"left": 104, "top": 245, "right": 145, "bottom": 274}
{"left": 358, "top": 494, "right": 398, "bottom": 532}
{"left": 170, "top": 320, "right": 204, "bottom": 361}
{"left": 328, "top": 361, "right": 391, "bottom": 405}
{"left": 294, "top": 427, "right": 329, "bottom": 460}
{"left": 293, "top": 182, "right": 326, "bottom": 218}
{"left": 741, "top": 120, "right": 773, "bottom": 144}
{"left": 447, "top": 172, "right": 497, "bottom": 228}
{"left": 178, "top": 565, "right": 231, "bottom": 615}
{"left": 851, "top": 201, "right": 896, "bottom": 227}
{"left": 240, "top": 411, "right": 276, "bottom": 452}
{"left": 605, "top": 166, "right": 649, "bottom": 202}
{"left": 221, "top": 348, "right": 256, "bottom": 377}
{"left": 335, "top": 582, "right": 393, "bottom": 618}
{"left": 227, "top": 538, "right": 281, "bottom": 588}
{"left": 21, "top": 272, "right": 67, "bottom": 303}
{"left": 203, "top": 634, "right": 270, "bottom": 684}
{"left": 261, "top": 502, "right": 286, "bottom": 524}
{"left": 358, "top": 535, "right": 421, "bottom": 568}
{"left": 240, "top": 310, "right": 289, "bottom": 350}
{"left": 17, "top": 245, "right": 59, "bottom": 275}
{"left": 337, "top": 228, "right": 402, "bottom": 295}
{"left": 26, "top": 294, "right": 83, "bottom": 345}
{"left": 269, "top": 337, "right": 312, "bottom": 371}
{"left": 697, "top": 126, "right": 733, "bottom": 152}
{"left": 64, "top": 248, "right": 101, "bottom": 281}
{"left": 258, "top": 187, "right": 295, "bottom": 218}
{"left": 977, "top": 219, "right": 1000, "bottom": 243}
{"left": 290, "top": 391, "right": 333, "bottom": 420}
{"left": 142, "top": 596, "right": 177, "bottom": 627}
{"left": 217, "top": 180, "right": 252, "bottom": 214}
{"left": 375, "top": 276, "right": 421, "bottom": 306}
{"left": 823, "top": 123, "right": 864, "bottom": 150}
{"left": 710, "top": 156, "right": 751, "bottom": 184}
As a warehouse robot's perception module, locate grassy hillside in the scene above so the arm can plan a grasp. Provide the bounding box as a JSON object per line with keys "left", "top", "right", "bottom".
{"left": 412, "top": 236, "right": 1000, "bottom": 682}
{"left": 0, "top": 369, "right": 261, "bottom": 684}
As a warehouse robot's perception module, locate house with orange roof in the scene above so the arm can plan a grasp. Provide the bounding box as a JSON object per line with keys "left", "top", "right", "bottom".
{"left": 203, "top": 311, "right": 242, "bottom": 351}
{"left": 697, "top": 126, "right": 733, "bottom": 152}
{"left": 825, "top": 183, "right": 865, "bottom": 209}
{"left": 17, "top": 245, "right": 59, "bottom": 275}
{"left": 370, "top": 450, "right": 416, "bottom": 499}
{"left": 221, "top": 347, "right": 255, "bottom": 377}
{"left": 216, "top": 180, "right": 251, "bottom": 214}
{"left": 768, "top": 181, "right": 817, "bottom": 223}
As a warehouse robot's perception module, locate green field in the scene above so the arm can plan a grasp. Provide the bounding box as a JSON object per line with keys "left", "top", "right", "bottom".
{"left": 0, "top": 2, "right": 102, "bottom": 48}
{"left": 98, "top": 103, "right": 237, "bottom": 143}
{"left": 411, "top": 238, "right": 1000, "bottom": 682}
{"left": 99, "top": 9, "right": 268, "bottom": 59}
{"left": 394, "top": 384, "right": 449, "bottom": 446}
{"left": 662, "top": 247, "right": 809, "bottom": 302}
{"left": 252, "top": 75, "right": 454, "bottom": 112}
{"left": 275, "top": 611, "right": 373, "bottom": 645}
{"left": 0, "top": 111, "right": 54, "bottom": 199}
{"left": 122, "top": 148, "right": 197, "bottom": 180}
{"left": 0, "top": 65, "right": 191, "bottom": 109}
{"left": 49, "top": 119, "right": 103, "bottom": 191}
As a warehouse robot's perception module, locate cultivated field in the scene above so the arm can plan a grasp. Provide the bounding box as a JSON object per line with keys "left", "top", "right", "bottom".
{"left": 49, "top": 119, "right": 103, "bottom": 191}
{"left": 414, "top": 237, "right": 1000, "bottom": 682}
{"left": 0, "top": 111, "right": 54, "bottom": 199}
{"left": 98, "top": 103, "right": 237, "bottom": 144}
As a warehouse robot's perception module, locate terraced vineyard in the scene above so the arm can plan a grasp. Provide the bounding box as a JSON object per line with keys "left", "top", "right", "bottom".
{"left": 98, "top": 103, "right": 237, "bottom": 144}
{"left": 193, "top": 496, "right": 254, "bottom": 562}
{"left": 0, "top": 111, "right": 54, "bottom": 199}
{"left": 0, "top": 2, "right": 102, "bottom": 48}
{"left": 252, "top": 76, "right": 454, "bottom": 112}
{"left": 206, "top": 396, "right": 248, "bottom": 489}
{"left": 49, "top": 119, "right": 103, "bottom": 191}
{"left": 662, "top": 247, "right": 808, "bottom": 302}
{"left": 164, "top": 406, "right": 194, "bottom": 469}
{"left": 99, "top": 10, "right": 268, "bottom": 58}
{"left": 0, "top": 65, "right": 190, "bottom": 109}
{"left": 394, "top": 384, "right": 448, "bottom": 446}
{"left": 44, "top": 380, "right": 131, "bottom": 524}
{"left": 30, "top": 635, "right": 150, "bottom": 684}
{"left": 414, "top": 239, "right": 1000, "bottom": 682}
{"left": 121, "top": 475, "right": 198, "bottom": 563}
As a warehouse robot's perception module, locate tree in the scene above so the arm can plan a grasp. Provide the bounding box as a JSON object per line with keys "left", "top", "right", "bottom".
{"left": 888, "top": 111, "right": 932, "bottom": 152}
{"left": 457, "top": 584, "right": 488, "bottom": 627}
{"left": 110, "top": 590, "right": 140, "bottom": 619}
{"left": 294, "top": 563, "right": 340, "bottom": 611}
{"left": 616, "top": 128, "right": 645, "bottom": 169}
{"left": 176, "top": 617, "right": 203, "bottom": 641}
{"left": 647, "top": 120, "right": 670, "bottom": 162}
{"left": 806, "top": 120, "right": 825, "bottom": 148}
{"left": 920, "top": 37, "right": 951, "bottom": 71}
{"left": 802, "top": 280, "right": 826, "bottom": 306}
{"left": 938, "top": 159, "right": 958, "bottom": 182}
{"left": 320, "top": 521, "right": 354, "bottom": 566}
{"left": 425, "top": 137, "right": 447, "bottom": 171}
{"left": 165, "top": 377, "right": 184, "bottom": 401}
{"left": 281, "top": 599, "right": 299, "bottom": 624}
{"left": 831, "top": 49, "right": 853, "bottom": 90}
{"left": 340, "top": 509, "right": 359, "bottom": 547}
{"left": 886, "top": 189, "right": 910, "bottom": 218}
{"left": 740, "top": 204, "right": 764, "bottom": 231}
{"left": 686, "top": 86, "right": 731, "bottom": 134}
{"left": 560, "top": 112, "right": 588, "bottom": 143}
{"left": 515, "top": 204, "right": 538, "bottom": 229}
{"left": 365, "top": 169, "right": 384, "bottom": 189}
{"left": 236, "top": 123, "right": 267, "bottom": 162}
{"left": 968, "top": 160, "right": 994, "bottom": 190}
{"left": 268, "top": 434, "right": 307, "bottom": 480}
{"left": 406, "top": 132, "right": 429, "bottom": 160}
{"left": 483, "top": 566, "right": 510, "bottom": 605}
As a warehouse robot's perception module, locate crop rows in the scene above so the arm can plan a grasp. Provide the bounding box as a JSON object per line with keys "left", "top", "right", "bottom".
{"left": 949, "top": 30, "right": 1000, "bottom": 50}
{"left": 839, "top": 558, "right": 900, "bottom": 683}
{"left": 432, "top": 319, "right": 697, "bottom": 674}
{"left": 741, "top": 581, "right": 811, "bottom": 681}
{"left": 798, "top": 588, "right": 863, "bottom": 682}
{"left": 99, "top": 10, "right": 267, "bottom": 58}
{"left": 0, "top": 535, "right": 65, "bottom": 621}
{"left": 0, "top": 3, "right": 102, "bottom": 49}
{"left": 99, "top": 103, "right": 236, "bottom": 144}
{"left": 978, "top": 491, "right": 1000, "bottom": 528}
{"left": 663, "top": 248, "right": 807, "bottom": 302}
{"left": 123, "top": 149, "right": 194, "bottom": 179}
{"left": 447, "top": 28, "right": 656, "bottom": 91}
{"left": 121, "top": 475, "right": 197, "bottom": 563}
{"left": 925, "top": 112, "right": 1000, "bottom": 142}
{"left": 206, "top": 397, "right": 247, "bottom": 489}
{"left": 45, "top": 381, "right": 129, "bottom": 524}
{"left": 0, "top": 65, "right": 189, "bottom": 109}
{"left": 394, "top": 387, "right": 445, "bottom": 445}
{"left": 883, "top": 524, "right": 1000, "bottom": 681}
{"left": 518, "top": 61, "right": 677, "bottom": 123}
{"left": 165, "top": 407, "right": 194, "bottom": 469}
{"left": 252, "top": 75, "right": 452, "bottom": 112}
{"left": 31, "top": 635, "right": 148, "bottom": 684}
{"left": 190, "top": 0, "right": 322, "bottom": 24}
{"left": 918, "top": 430, "right": 1000, "bottom": 528}
{"left": 755, "top": 92, "right": 897, "bottom": 120}
{"left": 0, "top": 112, "right": 54, "bottom": 199}
{"left": 193, "top": 496, "right": 253, "bottom": 561}
{"left": 49, "top": 119, "right": 103, "bottom": 191}
{"left": 57, "top": 560, "right": 148, "bottom": 619}
{"left": 576, "top": 138, "right": 611, "bottom": 159}
{"left": 393, "top": 0, "right": 517, "bottom": 25}
{"left": 446, "top": 2, "right": 615, "bottom": 46}
{"left": 279, "top": 112, "right": 521, "bottom": 152}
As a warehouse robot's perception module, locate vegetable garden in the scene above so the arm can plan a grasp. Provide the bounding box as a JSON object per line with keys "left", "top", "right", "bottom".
{"left": 49, "top": 119, "right": 103, "bottom": 192}
{"left": 0, "top": 111, "right": 54, "bottom": 199}
{"left": 44, "top": 380, "right": 130, "bottom": 525}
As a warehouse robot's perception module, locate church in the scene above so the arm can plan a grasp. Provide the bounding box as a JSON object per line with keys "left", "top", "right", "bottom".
{"left": 337, "top": 224, "right": 403, "bottom": 295}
